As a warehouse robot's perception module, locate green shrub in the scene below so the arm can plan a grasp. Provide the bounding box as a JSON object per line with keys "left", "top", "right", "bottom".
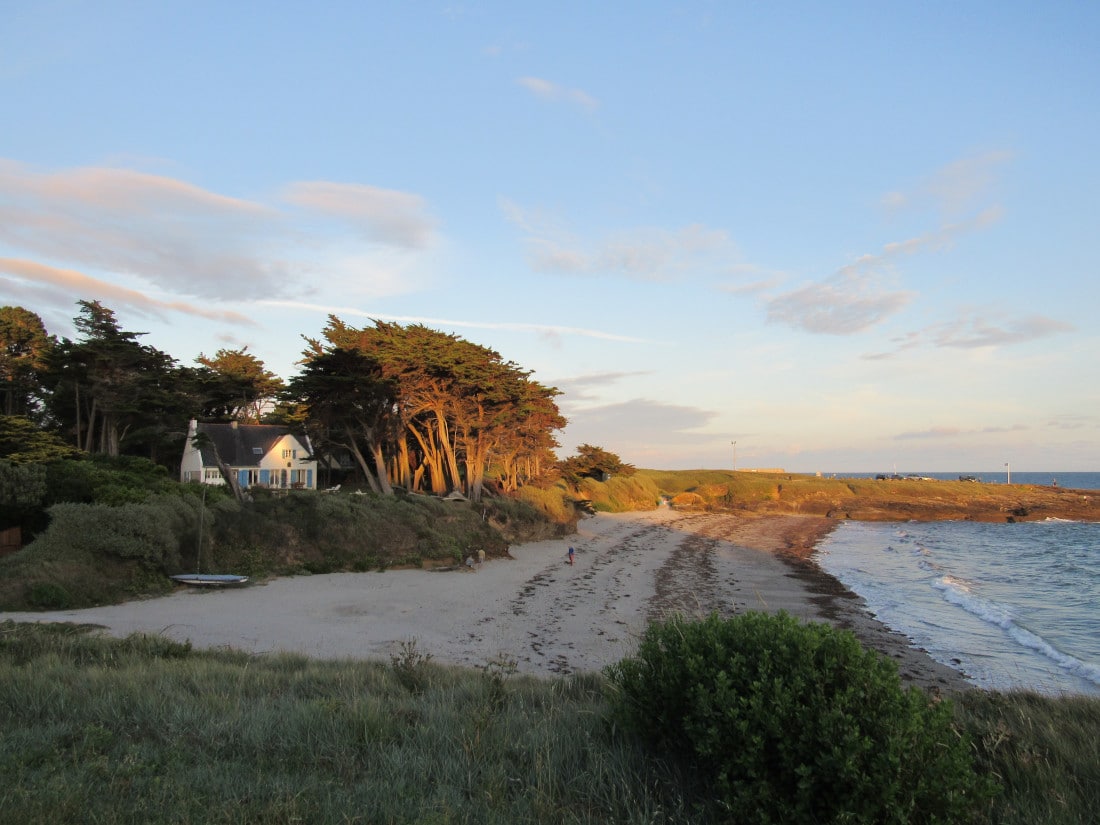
{"left": 513, "top": 483, "right": 578, "bottom": 527}
{"left": 31, "top": 498, "right": 193, "bottom": 569}
{"left": 607, "top": 611, "right": 993, "bottom": 824}
{"left": 27, "top": 581, "right": 71, "bottom": 609}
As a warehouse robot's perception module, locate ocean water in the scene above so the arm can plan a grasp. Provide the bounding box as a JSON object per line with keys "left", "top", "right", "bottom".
{"left": 815, "top": 518, "right": 1100, "bottom": 696}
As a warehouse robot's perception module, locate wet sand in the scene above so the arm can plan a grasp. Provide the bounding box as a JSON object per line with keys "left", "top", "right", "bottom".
{"left": 1, "top": 508, "right": 971, "bottom": 693}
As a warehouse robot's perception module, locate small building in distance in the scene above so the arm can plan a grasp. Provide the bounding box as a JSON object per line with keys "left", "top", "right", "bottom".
{"left": 180, "top": 419, "right": 317, "bottom": 490}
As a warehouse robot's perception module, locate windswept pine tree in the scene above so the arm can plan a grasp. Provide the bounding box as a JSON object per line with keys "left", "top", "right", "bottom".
{"left": 195, "top": 347, "right": 285, "bottom": 423}
{"left": 41, "top": 301, "right": 194, "bottom": 461}
{"left": 295, "top": 317, "right": 565, "bottom": 501}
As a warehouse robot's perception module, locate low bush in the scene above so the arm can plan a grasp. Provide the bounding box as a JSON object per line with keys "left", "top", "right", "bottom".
{"left": 28, "top": 498, "right": 195, "bottom": 570}
{"left": 578, "top": 475, "right": 660, "bottom": 513}
{"left": 512, "top": 483, "right": 580, "bottom": 530}
{"left": 607, "top": 611, "right": 994, "bottom": 824}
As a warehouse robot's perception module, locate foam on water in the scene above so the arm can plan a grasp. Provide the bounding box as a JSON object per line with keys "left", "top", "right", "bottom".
{"left": 816, "top": 519, "right": 1100, "bottom": 696}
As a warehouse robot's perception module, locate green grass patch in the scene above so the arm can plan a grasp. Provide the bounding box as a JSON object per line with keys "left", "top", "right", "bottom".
{"left": 1, "top": 621, "right": 1097, "bottom": 823}
{"left": 0, "top": 622, "right": 691, "bottom": 824}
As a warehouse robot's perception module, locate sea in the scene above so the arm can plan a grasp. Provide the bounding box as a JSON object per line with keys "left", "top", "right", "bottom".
{"left": 813, "top": 472, "right": 1100, "bottom": 696}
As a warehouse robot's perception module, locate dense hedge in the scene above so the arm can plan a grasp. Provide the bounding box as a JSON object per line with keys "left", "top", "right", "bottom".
{"left": 607, "top": 611, "right": 994, "bottom": 824}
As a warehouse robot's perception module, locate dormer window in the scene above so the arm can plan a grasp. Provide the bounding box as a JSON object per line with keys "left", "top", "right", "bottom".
{"left": 252, "top": 447, "right": 263, "bottom": 455}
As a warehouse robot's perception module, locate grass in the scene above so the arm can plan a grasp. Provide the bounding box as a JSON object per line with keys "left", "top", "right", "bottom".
{"left": 0, "top": 622, "right": 692, "bottom": 825}
{"left": 632, "top": 469, "right": 1099, "bottom": 521}
{"left": 2, "top": 622, "right": 1098, "bottom": 824}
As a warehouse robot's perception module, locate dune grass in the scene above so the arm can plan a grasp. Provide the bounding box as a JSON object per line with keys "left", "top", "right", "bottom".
{"left": 2, "top": 621, "right": 1099, "bottom": 824}
{"left": 0, "top": 621, "right": 692, "bottom": 825}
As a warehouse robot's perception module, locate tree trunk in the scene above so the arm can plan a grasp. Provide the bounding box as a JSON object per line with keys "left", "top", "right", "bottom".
{"left": 370, "top": 442, "right": 393, "bottom": 495}
{"left": 436, "top": 409, "right": 462, "bottom": 492}
{"left": 83, "top": 396, "right": 97, "bottom": 453}
{"left": 345, "top": 440, "right": 385, "bottom": 497}
{"left": 208, "top": 445, "right": 244, "bottom": 503}
{"left": 408, "top": 421, "right": 446, "bottom": 494}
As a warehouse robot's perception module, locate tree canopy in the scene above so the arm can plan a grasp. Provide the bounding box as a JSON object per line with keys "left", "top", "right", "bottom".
{"left": 196, "top": 347, "right": 284, "bottom": 423}
{"left": 0, "top": 306, "right": 54, "bottom": 418}
{"left": 294, "top": 317, "right": 566, "bottom": 501}
{"left": 559, "top": 444, "right": 635, "bottom": 483}
{"left": 3, "top": 302, "right": 567, "bottom": 499}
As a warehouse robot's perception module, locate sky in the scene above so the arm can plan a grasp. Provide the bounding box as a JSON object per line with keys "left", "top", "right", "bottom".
{"left": 1, "top": 2, "right": 1098, "bottom": 473}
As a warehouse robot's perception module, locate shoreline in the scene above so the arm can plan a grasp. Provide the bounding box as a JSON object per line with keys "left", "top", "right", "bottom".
{"left": 0, "top": 509, "right": 972, "bottom": 693}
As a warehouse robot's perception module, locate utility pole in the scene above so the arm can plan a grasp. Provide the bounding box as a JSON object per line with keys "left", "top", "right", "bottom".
{"left": 731, "top": 440, "right": 737, "bottom": 471}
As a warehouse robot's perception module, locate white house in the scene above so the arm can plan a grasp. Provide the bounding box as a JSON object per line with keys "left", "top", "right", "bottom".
{"left": 180, "top": 419, "right": 317, "bottom": 490}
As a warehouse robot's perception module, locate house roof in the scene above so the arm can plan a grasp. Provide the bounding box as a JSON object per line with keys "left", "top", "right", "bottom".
{"left": 194, "top": 422, "right": 306, "bottom": 468}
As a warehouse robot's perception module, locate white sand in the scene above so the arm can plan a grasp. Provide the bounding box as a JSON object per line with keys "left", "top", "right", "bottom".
{"left": 1, "top": 509, "right": 971, "bottom": 690}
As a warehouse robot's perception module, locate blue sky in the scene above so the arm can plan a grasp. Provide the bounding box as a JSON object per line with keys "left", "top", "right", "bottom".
{"left": 2, "top": 1, "right": 1097, "bottom": 472}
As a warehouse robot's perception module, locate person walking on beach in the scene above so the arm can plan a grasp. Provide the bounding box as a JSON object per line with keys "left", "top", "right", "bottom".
{"left": 567, "top": 546, "right": 575, "bottom": 566}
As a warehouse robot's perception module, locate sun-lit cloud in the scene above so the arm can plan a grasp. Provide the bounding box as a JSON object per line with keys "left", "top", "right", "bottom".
{"left": 0, "top": 158, "right": 439, "bottom": 309}
{"left": 516, "top": 76, "right": 598, "bottom": 111}
{"left": 0, "top": 257, "right": 254, "bottom": 325}
{"left": 766, "top": 270, "right": 915, "bottom": 335}
{"left": 281, "top": 181, "right": 436, "bottom": 249}
{"left": 0, "top": 160, "right": 288, "bottom": 300}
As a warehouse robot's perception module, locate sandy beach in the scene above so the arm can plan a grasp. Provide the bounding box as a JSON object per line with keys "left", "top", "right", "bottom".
{"left": 1, "top": 508, "right": 971, "bottom": 693}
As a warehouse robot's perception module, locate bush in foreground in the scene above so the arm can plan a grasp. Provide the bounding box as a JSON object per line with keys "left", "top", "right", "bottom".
{"left": 607, "top": 611, "right": 994, "bottom": 824}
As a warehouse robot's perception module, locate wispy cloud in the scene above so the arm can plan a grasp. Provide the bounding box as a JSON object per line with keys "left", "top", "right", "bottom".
{"left": 882, "top": 150, "right": 1013, "bottom": 216}
{"left": 896, "top": 423, "right": 1027, "bottom": 440}
{"left": 0, "top": 159, "right": 438, "bottom": 305}
{"left": 768, "top": 168, "right": 1008, "bottom": 337}
{"left": 0, "top": 257, "right": 254, "bottom": 325}
{"left": 557, "top": 397, "right": 720, "bottom": 461}
{"left": 862, "top": 310, "right": 1074, "bottom": 359}
{"left": 766, "top": 270, "right": 915, "bottom": 335}
{"left": 718, "top": 263, "right": 786, "bottom": 295}
{"left": 281, "top": 181, "right": 436, "bottom": 249}
{"left": 502, "top": 198, "right": 739, "bottom": 282}
{"left": 550, "top": 371, "right": 654, "bottom": 403}
{"left": 259, "top": 300, "right": 649, "bottom": 343}
{"left": 516, "top": 76, "right": 598, "bottom": 111}
{"left": 931, "top": 313, "right": 1074, "bottom": 348}
{"left": 0, "top": 160, "right": 286, "bottom": 300}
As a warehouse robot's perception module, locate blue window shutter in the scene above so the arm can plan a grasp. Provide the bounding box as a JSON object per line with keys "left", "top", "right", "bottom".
{"left": 306, "top": 469, "right": 313, "bottom": 488}
{"left": 238, "top": 470, "right": 249, "bottom": 488}
{"left": 260, "top": 469, "right": 269, "bottom": 485}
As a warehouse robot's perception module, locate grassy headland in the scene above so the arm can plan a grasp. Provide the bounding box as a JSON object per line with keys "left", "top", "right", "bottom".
{"left": 626, "top": 469, "right": 1100, "bottom": 522}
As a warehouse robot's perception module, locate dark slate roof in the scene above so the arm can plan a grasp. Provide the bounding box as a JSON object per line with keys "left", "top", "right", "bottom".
{"left": 195, "top": 422, "right": 302, "bottom": 468}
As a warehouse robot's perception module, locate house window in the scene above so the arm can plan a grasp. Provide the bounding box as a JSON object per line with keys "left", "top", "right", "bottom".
{"left": 282, "top": 448, "right": 296, "bottom": 460}
{"left": 204, "top": 469, "right": 221, "bottom": 482}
